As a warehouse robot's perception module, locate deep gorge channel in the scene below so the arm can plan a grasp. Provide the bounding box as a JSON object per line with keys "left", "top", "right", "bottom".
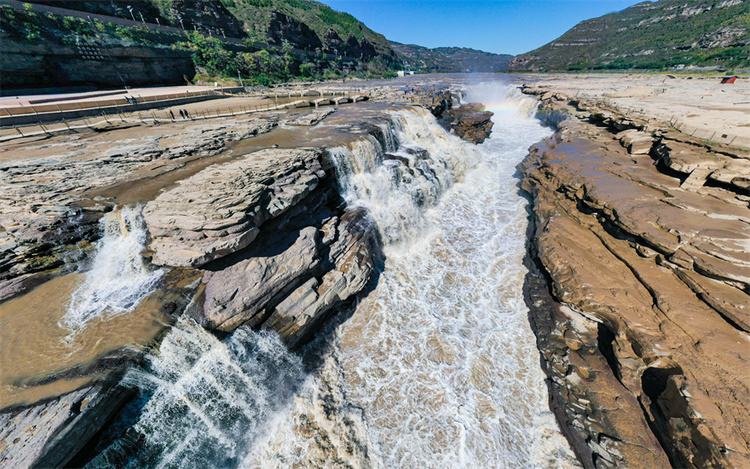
{"left": 0, "top": 80, "right": 580, "bottom": 468}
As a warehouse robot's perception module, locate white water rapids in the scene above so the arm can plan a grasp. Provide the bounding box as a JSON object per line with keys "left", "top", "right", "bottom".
{"left": 63, "top": 206, "right": 164, "bottom": 333}
{"left": 86, "top": 82, "right": 580, "bottom": 468}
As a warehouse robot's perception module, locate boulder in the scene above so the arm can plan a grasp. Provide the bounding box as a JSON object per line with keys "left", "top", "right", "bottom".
{"left": 438, "top": 103, "right": 494, "bottom": 144}
{"left": 193, "top": 209, "right": 378, "bottom": 348}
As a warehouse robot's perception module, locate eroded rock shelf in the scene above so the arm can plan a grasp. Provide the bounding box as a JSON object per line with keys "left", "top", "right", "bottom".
{"left": 519, "top": 87, "right": 750, "bottom": 469}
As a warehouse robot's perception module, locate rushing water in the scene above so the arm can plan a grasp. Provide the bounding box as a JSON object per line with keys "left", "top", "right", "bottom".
{"left": 86, "top": 81, "right": 579, "bottom": 468}
{"left": 246, "top": 82, "right": 579, "bottom": 468}
{"left": 63, "top": 206, "right": 164, "bottom": 333}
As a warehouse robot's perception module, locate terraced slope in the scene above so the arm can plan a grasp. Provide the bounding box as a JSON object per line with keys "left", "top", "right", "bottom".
{"left": 508, "top": 0, "right": 750, "bottom": 71}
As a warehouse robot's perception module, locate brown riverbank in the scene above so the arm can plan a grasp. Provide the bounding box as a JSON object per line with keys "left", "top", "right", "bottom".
{"left": 519, "top": 78, "right": 750, "bottom": 468}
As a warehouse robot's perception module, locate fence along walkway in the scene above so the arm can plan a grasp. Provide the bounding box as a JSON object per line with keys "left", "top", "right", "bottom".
{"left": 0, "top": 90, "right": 371, "bottom": 142}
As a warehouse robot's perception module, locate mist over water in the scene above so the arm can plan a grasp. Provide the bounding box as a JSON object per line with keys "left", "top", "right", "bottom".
{"left": 86, "top": 81, "right": 578, "bottom": 468}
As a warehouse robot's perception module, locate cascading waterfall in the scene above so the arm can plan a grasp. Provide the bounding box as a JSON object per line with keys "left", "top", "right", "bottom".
{"left": 249, "top": 82, "right": 580, "bottom": 468}
{"left": 85, "top": 318, "right": 304, "bottom": 469}
{"left": 63, "top": 206, "right": 164, "bottom": 332}
{"left": 85, "top": 81, "right": 579, "bottom": 469}
{"left": 327, "top": 107, "right": 481, "bottom": 248}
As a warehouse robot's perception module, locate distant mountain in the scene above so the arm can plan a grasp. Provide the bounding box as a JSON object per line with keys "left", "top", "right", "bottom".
{"left": 391, "top": 42, "right": 514, "bottom": 73}
{"left": 507, "top": 0, "right": 750, "bottom": 71}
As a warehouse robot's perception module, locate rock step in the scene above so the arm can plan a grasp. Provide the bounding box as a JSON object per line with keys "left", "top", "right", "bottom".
{"left": 680, "top": 167, "right": 713, "bottom": 190}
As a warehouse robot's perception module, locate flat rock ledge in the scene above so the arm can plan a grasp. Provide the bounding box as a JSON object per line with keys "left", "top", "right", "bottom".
{"left": 519, "top": 90, "right": 750, "bottom": 469}
{"left": 143, "top": 148, "right": 327, "bottom": 268}
{"left": 0, "top": 116, "right": 277, "bottom": 302}
{"left": 0, "top": 379, "right": 132, "bottom": 469}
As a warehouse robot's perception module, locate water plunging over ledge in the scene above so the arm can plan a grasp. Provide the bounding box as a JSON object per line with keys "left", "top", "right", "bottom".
{"left": 63, "top": 206, "right": 165, "bottom": 333}
{"left": 246, "top": 83, "right": 580, "bottom": 468}
{"left": 0, "top": 207, "right": 169, "bottom": 408}
{"left": 79, "top": 81, "right": 579, "bottom": 468}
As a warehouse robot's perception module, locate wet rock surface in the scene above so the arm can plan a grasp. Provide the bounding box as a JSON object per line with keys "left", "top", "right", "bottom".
{"left": 285, "top": 108, "right": 336, "bottom": 126}
{"left": 519, "top": 90, "right": 750, "bottom": 468}
{"left": 438, "top": 103, "right": 494, "bottom": 144}
{"left": 0, "top": 107, "right": 391, "bottom": 467}
{"left": 0, "top": 116, "right": 277, "bottom": 301}
{"left": 0, "top": 378, "right": 133, "bottom": 469}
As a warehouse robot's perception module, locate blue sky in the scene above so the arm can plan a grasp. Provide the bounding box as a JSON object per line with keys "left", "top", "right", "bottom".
{"left": 323, "top": 0, "right": 649, "bottom": 55}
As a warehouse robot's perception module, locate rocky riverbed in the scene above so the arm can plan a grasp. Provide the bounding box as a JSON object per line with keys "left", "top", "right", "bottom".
{"left": 519, "top": 84, "right": 750, "bottom": 468}
{"left": 0, "top": 84, "right": 498, "bottom": 468}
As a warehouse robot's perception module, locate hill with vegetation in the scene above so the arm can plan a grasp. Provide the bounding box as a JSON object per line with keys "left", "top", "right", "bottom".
{"left": 0, "top": 0, "right": 401, "bottom": 92}
{"left": 391, "top": 42, "right": 513, "bottom": 73}
{"left": 507, "top": 0, "right": 750, "bottom": 71}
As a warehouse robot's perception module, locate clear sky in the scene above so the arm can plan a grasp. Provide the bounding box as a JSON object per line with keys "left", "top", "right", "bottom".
{"left": 323, "top": 0, "right": 649, "bottom": 56}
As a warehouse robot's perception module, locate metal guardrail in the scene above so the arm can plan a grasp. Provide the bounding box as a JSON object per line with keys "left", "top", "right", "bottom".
{"left": 1, "top": 90, "right": 221, "bottom": 117}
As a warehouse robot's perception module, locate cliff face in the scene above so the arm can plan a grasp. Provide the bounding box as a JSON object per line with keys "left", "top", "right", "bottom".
{"left": 519, "top": 89, "right": 750, "bottom": 468}
{"left": 508, "top": 0, "right": 750, "bottom": 70}
{"left": 0, "top": 0, "right": 400, "bottom": 92}
{"left": 1, "top": 38, "right": 194, "bottom": 91}
{"left": 30, "top": 0, "right": 246, "bottom": 37}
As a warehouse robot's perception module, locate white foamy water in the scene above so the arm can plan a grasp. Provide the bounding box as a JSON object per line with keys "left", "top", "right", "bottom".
{"left": 86, "top": 318, "right": 305, "bottom": 469}
{"left": 85, "top": 81, "right": 579, "bottom": 469}
{"left": 63, "top": 206, "right": 164, "bottom": 331}
{"left": 248, "top": 82, "right": 580, "bottom": 468}
{"left": 327, "top": 107, "right": 481, "bottom": 249}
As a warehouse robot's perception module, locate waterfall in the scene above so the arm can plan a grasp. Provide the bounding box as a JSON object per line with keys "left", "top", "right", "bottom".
{"left": 85, "top": 318, "right": 304, "bottom": 469}
{"left": 327, "top": 107, "right": 481, "bottom": 249}
{"left": 62, "top": 206, "right": 164, "bottom": 332}
{"left": 251, "top": 82, "right": 580, "bottom": 468}
{"left": 83, "top": 81, "right": 579, "bottom": 469}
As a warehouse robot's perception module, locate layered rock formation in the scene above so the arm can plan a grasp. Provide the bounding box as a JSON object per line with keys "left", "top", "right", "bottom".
{"left": 0, "top": 105, "right": 391, "bottom": 468}
{"left": 267, "top": 11, "right": 323, "bottom": 50}
{"left": 519, "top": 88, "right": 750, "bottom": 468}
{"left": 426, "top": 91, "right": 494, "bottom": 144}
{"left": 0, "top": 116, "right": 277, "bottom": 302}
{"left": 142, "top": 146, "right": 378, "bottom": 346}
{"left": 438, "top": 103, "right": 494, "bottom": 144}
